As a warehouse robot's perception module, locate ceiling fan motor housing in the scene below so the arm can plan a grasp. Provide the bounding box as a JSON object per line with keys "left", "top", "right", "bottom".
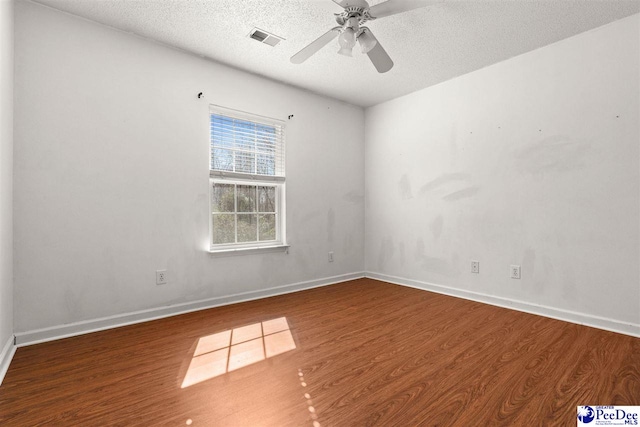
{"left": 335, "top": 6, "right": 374, "bottom": 28}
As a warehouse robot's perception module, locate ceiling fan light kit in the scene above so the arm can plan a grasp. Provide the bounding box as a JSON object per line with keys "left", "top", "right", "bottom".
{"left": 358, "top": 28, "right": 377, "bottom": 54}
{"left": 338, "top": 27, "right": 357, "bottom": 56}
{"left": 291, "top": 0, "right": 438, "bottom": 73}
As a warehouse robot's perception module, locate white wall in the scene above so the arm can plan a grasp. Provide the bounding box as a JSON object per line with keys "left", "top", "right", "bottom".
{"left": 11, "top": 1, "right": 639, "bottom": 339}
{"left": 0, "top": 0, "right": 15, "bottom": 354}
{"left": 13, "top": 1, "right": 364, "bottom": 334}
{"left": 365, "top": 14, "right": 640, "bottom": 333}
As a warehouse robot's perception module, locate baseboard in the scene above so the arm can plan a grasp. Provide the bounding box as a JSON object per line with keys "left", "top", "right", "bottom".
{"left": 14, "top": 270, "right": 637, "bottom": 347}
{"left": 366, "top": 272, "right": 640, "bottom": 338}
{"left": 0, "top": 335, "right": 16, "bottom": 386}
{"left": 15, "top": 272, "right": 365, "bottom": 347}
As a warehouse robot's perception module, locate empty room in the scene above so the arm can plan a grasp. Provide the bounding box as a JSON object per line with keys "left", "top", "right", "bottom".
{"left": 0, "top": 0, "right": 638, "bottom": 425}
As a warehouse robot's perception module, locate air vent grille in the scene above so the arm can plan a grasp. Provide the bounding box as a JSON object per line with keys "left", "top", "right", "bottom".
{"left": 250, "top": 30, "right": 268, "bottom": 42}
{"left": 248, "top": 28, "right": 284, "bottom": 47}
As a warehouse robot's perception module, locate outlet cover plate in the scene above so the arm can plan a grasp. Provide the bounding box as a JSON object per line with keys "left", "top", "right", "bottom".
{"left": 471, "top": 260, "right": 480, "bottom": 274}
{"left": 510, "top": 265, "right": 521, "bottom": 279}
{"left": 156, "top": 270, "right": 167, "bottom": 285}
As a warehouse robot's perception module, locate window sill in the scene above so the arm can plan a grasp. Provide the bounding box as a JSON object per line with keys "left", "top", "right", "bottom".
{"left": 208, "top": 244, "right": 290, "bottom": 257}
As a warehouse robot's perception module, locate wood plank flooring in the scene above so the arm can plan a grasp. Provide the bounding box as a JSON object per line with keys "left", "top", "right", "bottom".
{"left": 1, "top": 278, "right": 638, "bottom": 426}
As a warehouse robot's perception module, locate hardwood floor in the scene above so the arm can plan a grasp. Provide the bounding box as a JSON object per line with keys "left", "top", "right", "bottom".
{"left": 1, "top": 278, "right": 638, "bottom": 426}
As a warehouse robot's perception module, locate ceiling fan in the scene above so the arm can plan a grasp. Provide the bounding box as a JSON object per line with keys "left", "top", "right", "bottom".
{"left": 291, "top": 0, "right": 439, "bottom": 73}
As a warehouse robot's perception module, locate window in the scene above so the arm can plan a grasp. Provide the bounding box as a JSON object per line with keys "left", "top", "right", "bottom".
{"left": 209, "top": 106, "right": 286, "bottom": 251}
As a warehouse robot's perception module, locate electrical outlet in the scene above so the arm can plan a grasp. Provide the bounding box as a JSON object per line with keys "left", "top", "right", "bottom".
{"left": 471, "top": 260, "right": 480, "bottom": 274}
{"left": 328, "top": 251, "right": 334, "bottom": 263}
{"left": 156, "top": 270, "right": 167, "bottom": 285}
{"left": 510, "top": 265, "right": 521, "bottom": 279}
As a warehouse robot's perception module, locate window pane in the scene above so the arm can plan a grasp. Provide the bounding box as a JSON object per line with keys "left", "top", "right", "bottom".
{"left": 259, "top": 214, "right": 276, "bottom": 241}
{"left": 237, "top": 185, "right": 256, "bottom": 213}
{"left": 235, "top": 150, "right": 255, "bottom": 174}
{"left": 210, "top": 116, "right": 234, "bottom": 149}
{"left": 212, "top": 214, "right": 235, "bottom": 244}
{"left": 212, "top": 184, "right": 235, "bottom": 212}
{"left": 237, "top": 214, "right": 257, "bottom": 242}
{"left": 256, "top": 125, "right": 276, "bottom": 153}
{"left": 256, "top": 154, "right": 275, "bottom": 176}
{"left": 215, "top": 134, "right": 235, "bottom": 149}
{"left": 212, "top": 148, "right": 234, "bottom": 171}
{"left": 258, "top": 186, "right": 276, "bottom": 213}
{"left": 234, "top": 121, "right": 256, "bottom": 151}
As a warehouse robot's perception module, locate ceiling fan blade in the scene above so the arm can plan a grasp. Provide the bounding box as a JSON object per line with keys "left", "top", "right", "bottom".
{"left": 291, "top": 27, "right": 341, "bottom": 64}
{"left": 332, "top": 0, "right": 370, "bottom": 8}
{"left": 368, "top": 0, "right": 441, "bottom": 19}
{"left": 365, "top": 31, "right": 393, "bottom": 73}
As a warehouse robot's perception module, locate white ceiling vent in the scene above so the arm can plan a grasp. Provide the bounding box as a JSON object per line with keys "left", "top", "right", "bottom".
{"left": 248, "top": 28, "right": 284, "bottom": 47}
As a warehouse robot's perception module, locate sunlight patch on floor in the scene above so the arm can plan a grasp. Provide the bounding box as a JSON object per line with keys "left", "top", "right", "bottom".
{"left": 181, "top": 317, "right": 295, "bottom": 388}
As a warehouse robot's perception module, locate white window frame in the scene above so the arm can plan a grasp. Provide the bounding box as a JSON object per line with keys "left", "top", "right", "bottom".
{"left": 209, "top": 105, "right": 287, "bottom": 253}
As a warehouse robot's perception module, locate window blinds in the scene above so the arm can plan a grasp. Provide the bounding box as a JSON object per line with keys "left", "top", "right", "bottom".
{"left": 210, "top": 106, "right": 285, "bottom": 182}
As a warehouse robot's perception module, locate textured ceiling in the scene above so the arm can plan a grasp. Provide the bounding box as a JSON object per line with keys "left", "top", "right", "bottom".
{"left": 31, "top": 0, "right": 640, "bottom": 107}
